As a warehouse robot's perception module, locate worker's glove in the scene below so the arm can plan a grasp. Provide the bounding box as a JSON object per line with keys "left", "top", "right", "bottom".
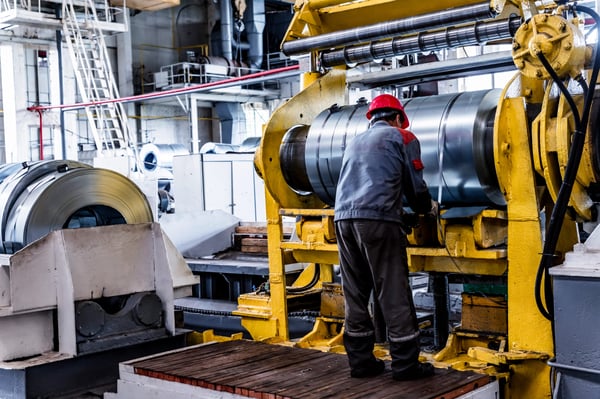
{"left": 427, "top": 200, "right": 439, "bottom": 219}
{"left": 403, "top": 212, "right": 419, "bottom": 228}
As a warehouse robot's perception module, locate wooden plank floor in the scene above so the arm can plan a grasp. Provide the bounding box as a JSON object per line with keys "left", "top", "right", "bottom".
{"left": 131, "top": 340, "right": 491, "bottom": 399}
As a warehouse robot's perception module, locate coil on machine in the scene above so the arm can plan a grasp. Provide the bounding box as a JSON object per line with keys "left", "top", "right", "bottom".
{"left": 0, "top": 160, "right": 153, "bottom": 254}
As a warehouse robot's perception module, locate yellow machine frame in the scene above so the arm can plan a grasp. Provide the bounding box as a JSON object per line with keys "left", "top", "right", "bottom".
{"left": 233, "top": 1, "right": 598, "bottom": 398}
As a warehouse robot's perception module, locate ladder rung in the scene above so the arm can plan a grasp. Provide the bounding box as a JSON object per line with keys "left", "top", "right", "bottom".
{"left": 82, "top": 85, "right": 110, "bottom": 91}
{"left": 64, "top": 0, "right": 134, "bottom": 159}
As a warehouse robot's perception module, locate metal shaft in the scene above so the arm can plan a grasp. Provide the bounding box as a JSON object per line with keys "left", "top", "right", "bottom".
{"left": 281, "top": 3, "right": 495, "bottom": 56}
{"left": 321, "top": 17, "right": 521, "bottom": 67}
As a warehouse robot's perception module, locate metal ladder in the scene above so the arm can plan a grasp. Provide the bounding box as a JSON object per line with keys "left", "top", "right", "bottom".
{"left": 62, "top": 0, "right": 135, "bottom": 159}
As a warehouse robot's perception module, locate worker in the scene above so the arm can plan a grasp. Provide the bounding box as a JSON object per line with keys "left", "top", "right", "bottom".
{"left": 334, "top": 93, "right": 437, "bottom": 381}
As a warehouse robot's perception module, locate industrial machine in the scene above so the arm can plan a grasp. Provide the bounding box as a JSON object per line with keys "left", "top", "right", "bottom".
{"left": 0, "top": 160, "right": 198, "bottom": 398}
{"left": 232, "top": 1, "right": 600, "bottom": 398}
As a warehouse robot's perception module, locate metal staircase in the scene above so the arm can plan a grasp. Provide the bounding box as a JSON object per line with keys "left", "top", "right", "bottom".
{"left": 62, "top": 0, "right": 136, "bottom": 160}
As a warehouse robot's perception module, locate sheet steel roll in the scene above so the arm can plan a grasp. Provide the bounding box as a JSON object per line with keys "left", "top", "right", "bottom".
{"left": 279, "top": 89, "right": 504, "bottom": 207}
{"left": 139, "top": 143, "right": 190, "bottom": 174}
{"left": 411, "top": 89, "right": 504, "bottom": 206}
{"left": 305, "top": 102, "right": 370, "bottom": 205}
{"left": 0, "top": 161, "right": 153, "bottom": 253}
{"left": 0, "top": 161, "right": 92, "bottom": 247}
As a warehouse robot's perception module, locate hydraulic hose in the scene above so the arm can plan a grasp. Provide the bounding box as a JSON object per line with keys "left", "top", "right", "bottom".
{"left": 286, "top": 263, "right": 321, "bottom": 294}
{"left": 534, "top": 5, "right": 600, "bottom": 321}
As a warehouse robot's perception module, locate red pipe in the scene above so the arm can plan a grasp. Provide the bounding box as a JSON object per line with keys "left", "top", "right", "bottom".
{"left": 27, "top": 107, "right": 44, "bottom": 160}
{"left": 38, "top": 109, "right": 44, "bottom": 160}
{"left": 27, "top": 64, "right": 300, "bottom": 112}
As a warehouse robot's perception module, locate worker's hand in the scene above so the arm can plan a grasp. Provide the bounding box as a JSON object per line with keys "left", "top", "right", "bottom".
{"left": 427, "top": 200, "right": 439, "bottom": 219}
{"left": 403, "top": 212, "right": 419, "bottom": 228}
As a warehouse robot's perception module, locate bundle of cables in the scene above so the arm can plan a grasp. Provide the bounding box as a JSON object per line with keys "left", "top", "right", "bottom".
{"left": 534, "top": 4, "right": 600, "bottom": 323}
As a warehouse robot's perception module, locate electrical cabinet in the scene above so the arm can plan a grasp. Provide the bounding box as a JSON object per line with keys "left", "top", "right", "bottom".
{"left": 173, "top": 153, "right": 266, "bottom": 222}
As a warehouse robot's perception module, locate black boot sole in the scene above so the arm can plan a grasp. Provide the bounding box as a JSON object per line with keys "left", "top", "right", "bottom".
{"left": 392, "top": 362, "right": 435, "bottom": 381}
{"left": 351, "top": 359, "right": 385, "bottom": 378}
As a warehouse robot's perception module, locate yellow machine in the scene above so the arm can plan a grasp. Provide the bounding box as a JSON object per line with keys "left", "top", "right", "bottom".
{"left": 233, "top": 1, "right": 600, "bottom": 398}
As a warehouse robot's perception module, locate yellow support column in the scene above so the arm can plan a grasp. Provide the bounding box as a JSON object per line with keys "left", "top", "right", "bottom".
{"left": 495, "top": 93, "right": 553, "bottom": 398}
{"left": 238, "top": 69, "right": 347, "bottom": 341}
{"left": 235, "top": 190, "right": 289, "bottom": 341}
{"left": 266, "top": 190, "right": 290, "bottom": 341}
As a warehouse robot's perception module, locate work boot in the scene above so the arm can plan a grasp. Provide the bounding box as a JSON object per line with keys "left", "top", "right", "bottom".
{"left": 392, "top": 362, "right": 435, "bottom": 381}
{"left": 389, "top": 339, "right": 434, "bottom": 381}
{"left": 344, "top": 333, "right": 386, "bottom": 378}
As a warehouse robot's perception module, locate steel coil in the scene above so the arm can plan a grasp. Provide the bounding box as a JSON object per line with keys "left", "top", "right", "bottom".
{"left": 0, "top": 161, "right": 153, "bottom": 253}
{"left": 139, "top": 143, "right": 190, "bottom": 174}
{"left": 279, "top": 89, "right": 505, "bottom": 207}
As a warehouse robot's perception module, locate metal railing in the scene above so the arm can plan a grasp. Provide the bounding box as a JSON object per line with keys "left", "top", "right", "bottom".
{"left": 153, "top": 62, "right": 254, "bottom": 90}
{"left": 62, "top": 0, "right": 135, "bottom": 159}
{"left": 0, "top": 0, "right": 126, "bottom": 31}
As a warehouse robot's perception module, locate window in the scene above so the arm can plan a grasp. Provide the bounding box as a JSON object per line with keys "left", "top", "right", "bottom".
{"left": 29, "top": 125, "right": 54, "bottom": 161}
{"left": 25, "top": 49, "right": 50, "bottom": 107}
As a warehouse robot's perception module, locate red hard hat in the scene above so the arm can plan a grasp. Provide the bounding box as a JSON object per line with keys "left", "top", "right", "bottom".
{"left": 366, "top": 94, "right": 409, "bottom": 128}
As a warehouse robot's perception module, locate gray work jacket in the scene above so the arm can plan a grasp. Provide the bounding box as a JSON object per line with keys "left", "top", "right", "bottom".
{"left": 334, "top": 120, "right": 432, "bottom": 223}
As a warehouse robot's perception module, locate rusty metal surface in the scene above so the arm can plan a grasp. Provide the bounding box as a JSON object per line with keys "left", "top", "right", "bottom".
{"left": 132, "top": 340, "right": 491, "bottom": 399}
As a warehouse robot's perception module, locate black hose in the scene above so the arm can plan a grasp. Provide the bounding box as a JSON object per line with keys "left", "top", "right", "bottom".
{"left": 534, "top": 52, "right": 582, "bottom": 320}
{"left": 534, "top": 5, "right": 600, "bottom": 321}
{"left": 286, "top": 263, "right": 321, "bottom": 294}
{"left": 536, "top": 54, "right": 582, "bottom": 128}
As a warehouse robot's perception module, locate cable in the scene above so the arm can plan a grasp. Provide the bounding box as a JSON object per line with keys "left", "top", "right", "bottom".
{"left": 533, "top": 4, "right": 600, "bottom": 320}
{"left": 534, "top": 54, "right": 582, "bottom": 320}
{"left": 537, "top": 54, "right": 582, "bottom": 127}
{"left": 286, "top": 263, "right": 321, "bottom": 294}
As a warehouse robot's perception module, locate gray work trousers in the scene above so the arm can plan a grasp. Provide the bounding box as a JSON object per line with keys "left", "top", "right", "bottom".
{"left": 335, "top": 219, "right": 419, "bottom": 343}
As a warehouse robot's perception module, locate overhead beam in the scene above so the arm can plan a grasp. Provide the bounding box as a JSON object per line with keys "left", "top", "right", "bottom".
{"left": 347, "top": 51, "right": 515, "bottom": 89}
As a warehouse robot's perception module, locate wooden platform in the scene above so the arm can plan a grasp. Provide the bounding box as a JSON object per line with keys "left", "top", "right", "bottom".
{"left": 109, "top": 340, "right": 495, "bottom": 399}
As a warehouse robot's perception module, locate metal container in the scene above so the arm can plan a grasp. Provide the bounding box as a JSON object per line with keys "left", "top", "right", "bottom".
{"left": 550, "top": 238, "right": 600, "bottom": 398}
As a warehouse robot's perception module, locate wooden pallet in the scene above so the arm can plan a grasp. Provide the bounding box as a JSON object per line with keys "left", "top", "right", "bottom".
{"left": 111, "top": 340, "right": 494, "bottom": 399}
{"left": 234, "top": 223, "right": 294, "bottom": 254}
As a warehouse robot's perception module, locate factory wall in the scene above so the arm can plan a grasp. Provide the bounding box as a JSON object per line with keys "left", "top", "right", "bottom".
{"left": 0, "top": 0, "right": 294, "bottom": 164}
{"left": 0, "top": 42, "right": 80, "bottom": 163}
{"left": 129, "top": 7, "right": 181, "bottom": 93}
{"left": 138, "top": 102, "right": 214, "bottom": 151}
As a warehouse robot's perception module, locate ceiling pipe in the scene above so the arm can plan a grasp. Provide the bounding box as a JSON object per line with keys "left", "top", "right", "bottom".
{"left": 245, "top": 0, "right": 265, "bottom": 70}
{"left": 220, "top": 0, "right": 234, "bottom": 60}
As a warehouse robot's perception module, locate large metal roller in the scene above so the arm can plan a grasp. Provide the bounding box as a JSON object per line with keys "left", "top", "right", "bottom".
{"left": 0, "top": 161, "right": 153, "bottom": 253}
{"left": 412, "top": 89, "right": 504, "bottom": 206}
{"left": 282, "top": 3, "right": 495, "bottom": 56}
{"left": 320, "top": 17, "right": 521, "bottom": 68}
{"left": 279, "top": 89, "right": 504, "bottom": 207}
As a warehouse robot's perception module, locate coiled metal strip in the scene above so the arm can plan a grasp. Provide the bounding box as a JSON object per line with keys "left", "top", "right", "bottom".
{"left": 280, "top": 89, "right": 505, "bottom": 207}
{"left": 1, "top": 164, "right": 153, "bottom": 253}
